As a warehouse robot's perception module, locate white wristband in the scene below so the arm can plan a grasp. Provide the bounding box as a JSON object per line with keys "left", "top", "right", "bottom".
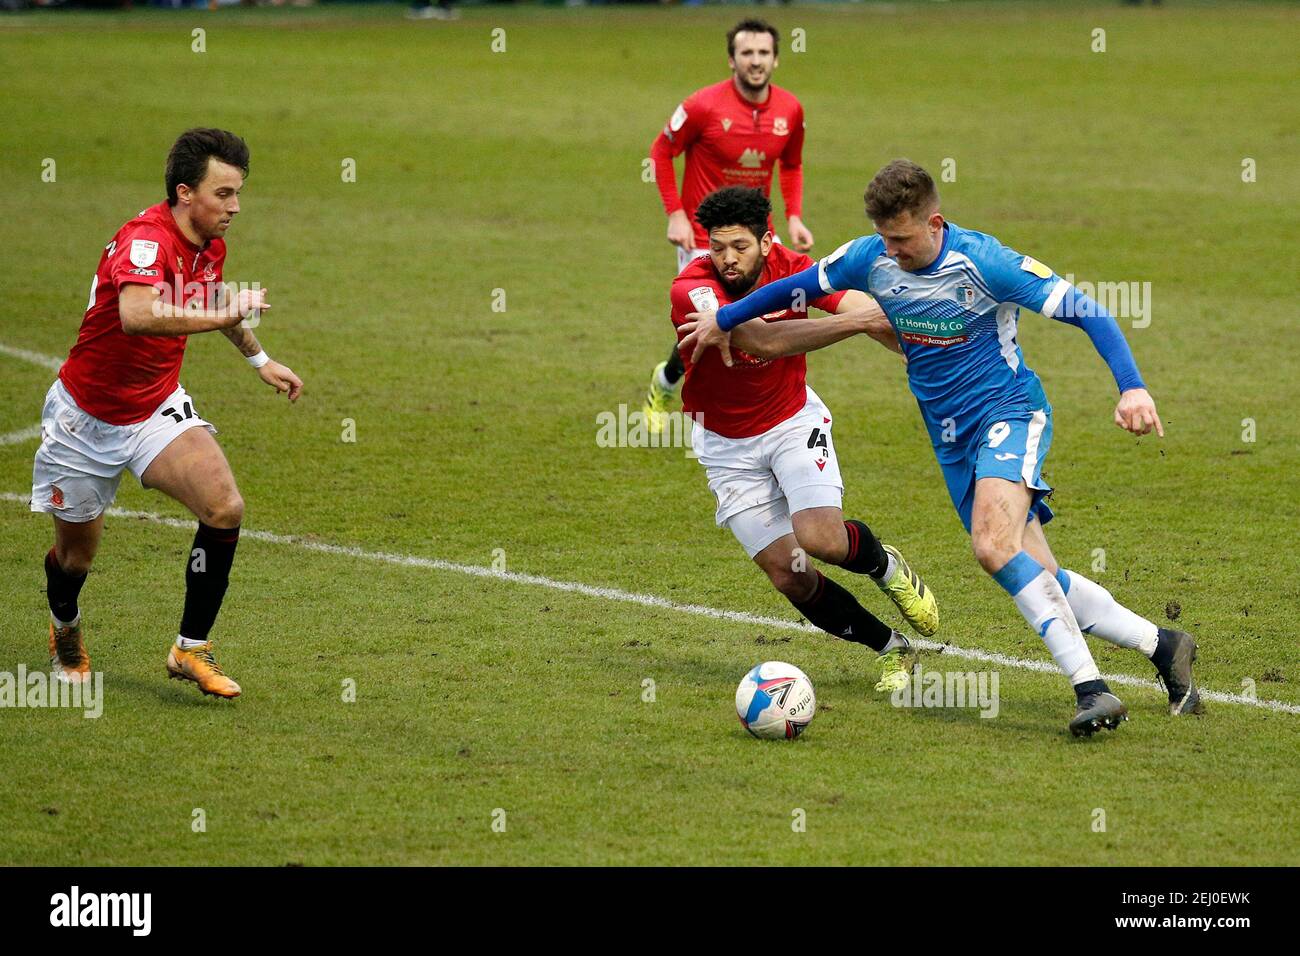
{"left": 246, "top": 350, "right": 271, "bottom": 369}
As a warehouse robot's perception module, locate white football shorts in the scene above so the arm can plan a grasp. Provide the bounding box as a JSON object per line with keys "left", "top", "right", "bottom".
{"left": 691, "top": 386, "right": 844, "bottom": 558}
{"left": 30, "top": 378, "right": 216, "bottom": 523}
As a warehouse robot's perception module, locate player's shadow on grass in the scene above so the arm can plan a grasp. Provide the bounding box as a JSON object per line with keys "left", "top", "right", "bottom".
{"left": 884, "top": 699, "right": 1048, "bottom": 735}
{"left": 102, "top": 669, "right": 241, "bottom": 709}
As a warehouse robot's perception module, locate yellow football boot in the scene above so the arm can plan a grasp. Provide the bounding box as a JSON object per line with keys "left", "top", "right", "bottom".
{"left": 166, "top": 641, "right": 241, "bottom": 698}
{"left": 877, "top": 544, "right": 939, "bottom": 637}
{"left": 642, "top": 360, "right": 675, "bottom": 435}
{"left": 874, "top": 633, "right": 917, "bottom": 693}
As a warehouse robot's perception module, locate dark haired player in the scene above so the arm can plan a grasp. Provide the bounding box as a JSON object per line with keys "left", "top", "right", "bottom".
{"left": 673, "top": 186, "right": 938, "bottom": 692}
{"left": 684, "top": 160, "right": 1201, "bottom": 735}
{"left": 31, "top": 128, "right": 302, "bottom": 698}
{"left": 642, "top": 18, "right": 814, "bottom": 433}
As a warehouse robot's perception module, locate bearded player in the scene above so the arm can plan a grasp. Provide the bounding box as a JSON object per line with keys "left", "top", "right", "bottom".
{"left": 31, "top": 128, "right": 302, "bottom": 698}
{"left": 642, "top": 18, "right": 814, "bottom": 433}
{"left": 683, "top": 161, "right": 1202, "bottom": 735}
{"left": 673, "top": 186, "right": 937, "bottom": 692}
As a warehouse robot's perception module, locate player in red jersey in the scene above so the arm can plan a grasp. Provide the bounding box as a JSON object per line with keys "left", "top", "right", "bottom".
{"left": 672, "top": 187, "right": 938, "bottom": 691}
{"left": 31, "top": 128, "right": 302, "bottom": 698}
{"left": 642, "top": 19, "right": 814, "bottom": 432}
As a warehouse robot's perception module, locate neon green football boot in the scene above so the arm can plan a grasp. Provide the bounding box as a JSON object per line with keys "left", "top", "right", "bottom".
{"left": 874, "top": 632, "right": 917, "bottom": 693}
{"left": 642, "top": 360, "right": 675, "bottom": 435}
{"left": 876, "top": 544, "right": 939, "bottom": 637}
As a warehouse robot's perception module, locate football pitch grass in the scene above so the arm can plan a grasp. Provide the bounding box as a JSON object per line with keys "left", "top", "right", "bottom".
{"left": 0, "top": 2, "right": 1296, "bottom": 866}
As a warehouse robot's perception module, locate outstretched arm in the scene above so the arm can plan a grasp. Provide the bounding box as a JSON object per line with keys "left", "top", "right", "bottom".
{"left": 835, "top": 290, "right": 902, "bottom": 355}
{"left": 680, "top": 289, "right": 898, "bottom": 360}
{"left": 118, "top": 282, "right": 255, "bottom": 337}
{"left": 686, "top": 313, "right": 857, "bottom": 361}
{"left": 681, "top": 265, "right": 825, "bottom": 366}
{"left": 1047, "top": 284, "right": 1160, "bottom": 436}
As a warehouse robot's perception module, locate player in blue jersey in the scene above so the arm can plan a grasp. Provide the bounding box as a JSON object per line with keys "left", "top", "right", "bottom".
{"left": 680, "top": 159, "right": 1202, "bottom": 736}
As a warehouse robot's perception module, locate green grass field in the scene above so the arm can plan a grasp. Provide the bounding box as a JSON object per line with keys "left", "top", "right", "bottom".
{"left": 0, "top": 1, "right": 1297, "bottom": 866}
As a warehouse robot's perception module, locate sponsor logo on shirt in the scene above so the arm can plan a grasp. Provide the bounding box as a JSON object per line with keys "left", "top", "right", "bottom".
{"left": 738, "top": 148, "right": 766, "bottom": 169}
{"left": 897, "top": 316, "right": 967, "bottom": 336}
{"left": 901, "top": 332, "right": 968, "bottom": 348}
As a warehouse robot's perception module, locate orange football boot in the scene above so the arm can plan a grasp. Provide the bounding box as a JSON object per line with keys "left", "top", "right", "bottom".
{"left": 166, "top": 641, "right": 241, "bottom": 698}
{"left": 49, "top": 620, "right": 91, "bottom": 684}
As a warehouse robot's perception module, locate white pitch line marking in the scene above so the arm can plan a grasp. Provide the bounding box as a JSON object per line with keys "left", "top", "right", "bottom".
{"left": 0, "top": 341, "right": 56, "bottom": 446}
{"left": 0, "top": 424, "right": 42, "bottom": 446}
{"left": 2, "top": 491, "right": 1294, "bottom": 716}
{"left": 0, "top": 342, "right": 61, "bottom": 372}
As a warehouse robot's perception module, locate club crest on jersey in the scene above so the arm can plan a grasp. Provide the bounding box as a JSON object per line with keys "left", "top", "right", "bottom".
{"left": 955, "top": 283, "right": 975, "bottom": 307}
{"left": 773, "top": 117, "right": 788, "bottom": 136}
{"left": 129, "top": 239, "right": 159, "bottom": 268}
{"left": 50, "top": 486, "right": 65, "bottom": 509}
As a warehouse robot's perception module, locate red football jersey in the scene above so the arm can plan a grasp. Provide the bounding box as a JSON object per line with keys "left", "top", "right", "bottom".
{"left": 672, "top": 244, "right": 845, "bottom": 439}
{"left": 650, "top": 79, "right": 805, "bottom": 249}
{"left": 60, "top": 202, "right": 226, "bottom": 425}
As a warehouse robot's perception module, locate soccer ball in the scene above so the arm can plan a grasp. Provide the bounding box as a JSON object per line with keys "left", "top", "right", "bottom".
{"left": 735, "top": 661, "right": 816, "bottom": 739}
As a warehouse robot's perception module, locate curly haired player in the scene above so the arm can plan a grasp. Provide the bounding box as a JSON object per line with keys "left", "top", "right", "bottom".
{"left": 673, "top": 186, "right": 938, "bottom": 691}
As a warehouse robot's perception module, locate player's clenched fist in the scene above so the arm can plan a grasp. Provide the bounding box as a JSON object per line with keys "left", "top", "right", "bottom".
{"left": 1114, "top": 388, "right": 1164, "bottom": 437}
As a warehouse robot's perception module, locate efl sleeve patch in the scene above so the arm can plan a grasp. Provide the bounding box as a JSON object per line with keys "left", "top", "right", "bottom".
{"left": 669, "top": 104, "right": 688, "bottom": 133}
{"left": 687, "top": 286, "right": 720, "bottom": 312}
{"left": 1020, "top": 256, "right": 1053, "bottom": 279}
{"left": 129, "top": 239, "right": 159, "bottom": 268}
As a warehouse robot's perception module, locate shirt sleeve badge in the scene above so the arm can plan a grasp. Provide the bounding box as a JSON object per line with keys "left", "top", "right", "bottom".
{"left": 1020, "top": 256, "right": 1053, "bottom": 279}
{"left": 129, "top": 238, "right": 159, "bottom": 268}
